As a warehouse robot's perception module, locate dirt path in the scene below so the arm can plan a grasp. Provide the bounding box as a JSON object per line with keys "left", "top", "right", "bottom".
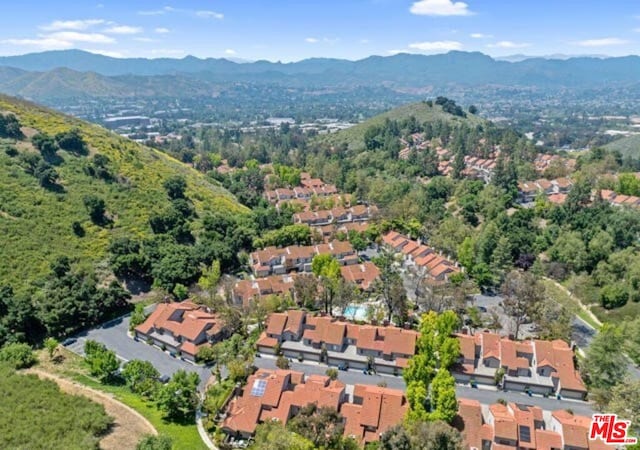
{"left": 25, "top": 369, "right": 157, "bottom": 450}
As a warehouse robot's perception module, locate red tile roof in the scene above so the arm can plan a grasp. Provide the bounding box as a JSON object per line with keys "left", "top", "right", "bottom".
{"left": 135, "top": 301, "right": 223, "bottom": 343}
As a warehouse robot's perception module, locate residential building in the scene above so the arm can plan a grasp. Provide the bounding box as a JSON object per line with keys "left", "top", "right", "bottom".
{"left": 340, "top": 262, "right": 380, "bottom": 291}
{"left": 257, "top": 310, "right": 418, "bottom": 374}
{"left": 250, "top": 241, "right": 357, "bottom": 277}
{"left": 452, "top": 331, "right": 587, "bottom": 399}
{"left": 222, "top": 368, "right": 408, "bottom": 445}
{"left": 382, "top": 231, "right": 461, "bottom": 281}
{"left": 134, "top": 301, "right": 225, "bottom": 362}
{"left": 456, "top": 399, "right": 609, "bottom": 450}
{"left": 232, "top": 274, "right": 298, "bottom": 308}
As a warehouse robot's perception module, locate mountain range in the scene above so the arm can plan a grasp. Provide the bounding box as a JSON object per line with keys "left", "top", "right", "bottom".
{"left": 0, "top": 50, "right": 639, "bottom": 101}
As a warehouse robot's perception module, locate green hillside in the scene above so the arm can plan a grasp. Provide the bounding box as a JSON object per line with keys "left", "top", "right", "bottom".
{"left": 604, "top": 134, "right": 640, "bottom": 157}
{"left": 321, "top": 100, "right": 483, "bottom": 151}
{"left": 0, "top": 95, "right": 247, "bottom": 293}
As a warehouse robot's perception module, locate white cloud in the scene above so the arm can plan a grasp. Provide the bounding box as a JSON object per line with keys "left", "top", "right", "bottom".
{"left": 305, "top": 37, "right": 319, "bottom": 43}
{"left": 104, "top": 25, "right": 142, "bottom": 35}
{"left": 634, "top": 28, "right": 640, "bottom": 33}
{"left": 155, "top": 27, "right": 170, "bottom": 34}
{"left": 138, "top": 6, "right": 175, "bottom": 16}
{"left": 360, "top": 39, "right": 370, "bottom": 44}
{"left": 40, "top": 19, "right": 105, "bottom": 31}
{"left": 196, "top": 10, "right": 224, "bottom": 19}
{"left": 410, "top": 0, "right": 473, "bottom": 16}
{"left": 46, "top": 31, "right": 115, "bottom": 44}
{"left": 488, "top": 40, "right": 531, "bottom": 49}
{"left": 83, "top": 48, "right": 124, "bottom": 58}
{"left": 387, "top": 49, "right": 408, "bottom": 55}
{"left": 408, "top": 40, "right": 463, "bottom": 51}
{"left": 470, "top": 33, "right": 491, "bottom": 39}
{"left": 224, "top": 49, "right": 237, "bottom": 55}
{"left": 134, "top": 37, "right": 156, "bottom": 43}
{"left": 0, "top": 37, "right": 73, "bottom": 50}
{"left": 575, "top": 37, "right": 629, "bottom": 47}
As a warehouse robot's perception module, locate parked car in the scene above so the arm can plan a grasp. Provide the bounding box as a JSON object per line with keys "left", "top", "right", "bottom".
{"left": 158, "top": 374, "right": 170, "bottom": 384}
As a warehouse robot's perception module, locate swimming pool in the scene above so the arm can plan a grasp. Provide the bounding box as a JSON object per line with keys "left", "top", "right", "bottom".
{"left": 343, "top": 304, "right": 368, "bottom": 321}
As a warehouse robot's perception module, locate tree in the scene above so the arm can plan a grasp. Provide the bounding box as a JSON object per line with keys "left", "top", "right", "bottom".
{"left": 173, "top": 283, "right": 189, "bottom": 300}
{"left": 130, "top": 303, "right": 148, "bottom": 332}
{"left": 583, "top": 324, "right": 628, "bottom": 407}
{"left": 531, "top": 296, "right": 572, "bottom": 341}
{"left": 501, "top": 270, "right": 543, "bottom": 339}
{"left": 373, "top": 250, "right": 406, "bottom": 322}
{"left": 623, "top": 317, "right": 640, "bottom": 365}
{"left": 312, "top": 254, "right": 341, "bottom": 314}
{"left": 251, "top": 419, "right": 314, "bottom": 450}
{"left": 163, "top": 175, "right": 187, "bottom": 199}
{"left": 156, "top": 369, "right": 200, "bottom": 420}
{"left": 44, "top": 337, "right": 59, "bottom": 360}
{"left": 198, "top": 260, "right": 221, "bottom": 303}
{"left": 122, "top": 359, "right": 160, "bottom": 397}
{"left": 287, "top": 404, "right": 345, "bottom": 449}
{"left": 380, "top": 420, "right": 464, "bottom": 450}
{"left": 84, "top": 340, "right": 119, "bottom": 383}
{"left": 83, "top": 195, "right": 106, "bottom": 224}
{"left": 55, "top": 128, "right": 87, "bottom": 154}
{"left": 600, "top": 284, "right": 628, "bottom": 309}
{"left": 429, "top": 370, "right": 458, "bottom": 423}
{"left": 276, "top": 355, "right": 290, "bottom": 369}
{"left": 0, "top": 342, "right": 36, "bottom": 369}
{"left": 136, "top": 434, "right": 173, "bottom": 450}
{"left": 293, "top": 274, "right": 320, "bottom": 309}
{"left": 608, "top": 379, "right": 640, "bottom": 434}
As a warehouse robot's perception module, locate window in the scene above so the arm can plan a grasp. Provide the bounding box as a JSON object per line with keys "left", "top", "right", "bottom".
{"left": 519, "top": 425, "right": 531, "bottom": 443}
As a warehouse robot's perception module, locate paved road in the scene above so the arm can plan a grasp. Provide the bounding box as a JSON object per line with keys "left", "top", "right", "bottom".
{"left": 63, "top": 314, "right": 212, "bottom": 390}
{"left": 252, "top": 356, "right": 596, "bottom": 415}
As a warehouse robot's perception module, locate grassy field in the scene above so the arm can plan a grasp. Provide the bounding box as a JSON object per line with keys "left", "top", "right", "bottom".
{"left": 35, "top": 348, "right": 207, "bottom": 450}
{"left": 0, "top": 95, "right": 248, "bottom": 294}
{"left": 320, "top": 101, "right": 484, "bottom": 151}
{"left": 541, "top": 278, "right": 601, "bottom": 329}
{"left": 0, "top": 363, "right": 113, "bottom": 450}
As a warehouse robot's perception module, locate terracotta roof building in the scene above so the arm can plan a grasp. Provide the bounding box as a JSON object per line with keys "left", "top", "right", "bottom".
{"left": 456, "top": 400, "right": 607, "bottom": 450}
{"left": 257, "top": 310, "right": 418, "bottom": 375}
{"left": 452, "top": 331, "right": 587, "bottom": 400}
{"left": 134, "top": 301, "right": 225, "bottom": 361}
{"left": 222, "top": 368, "right": 407, "bottom": 445}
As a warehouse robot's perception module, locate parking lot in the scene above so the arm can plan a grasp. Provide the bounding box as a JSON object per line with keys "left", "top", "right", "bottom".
{"left": 63, "top": 313, "right": 213, "bottom": 390}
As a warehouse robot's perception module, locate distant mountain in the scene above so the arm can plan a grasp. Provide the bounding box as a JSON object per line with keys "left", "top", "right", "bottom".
{"left": 0, "top": 50, "right": 638, "bottom": 90}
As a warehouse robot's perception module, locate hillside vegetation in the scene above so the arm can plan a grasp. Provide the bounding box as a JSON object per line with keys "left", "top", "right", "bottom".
{"left": 0, "top": 364, "right": 112, "bottom": 450}
{"left": 0, "top": 95, "right": 246, "bottom": 294}
{"left": 321, "top": 100, "right": 483, "bottom": 151}
{"left": 604, "top": 134, "right": 640, "bottom": 157}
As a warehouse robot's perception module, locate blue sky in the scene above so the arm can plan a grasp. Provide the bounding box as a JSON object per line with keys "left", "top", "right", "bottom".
{"left": 0, "top": 0, "right": 639, "bottom": 61}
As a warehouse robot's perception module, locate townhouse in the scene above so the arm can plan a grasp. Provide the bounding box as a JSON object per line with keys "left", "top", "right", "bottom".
{"left": 232, "top": 273, "right": 298, "bottom": 308}
{"left": 453, "top": 331, "right": 587, "bottom": 400}
{"left": 517, "top": 178, "right": 574, "bottom": 203}
{"left": 250, "top": 241, "right": 357, "bottom": 277}
{"left": 292, "top": 205, "right": 377, "bottom": 227}
{"left": 382, "top": 231, "right": 461, "bottom": 282}
{"left": 222, "top": 368, "right": 407, "bottom": 444}
{"left": 456, "top": 399, "right": 609, "bottom": 450}
{"left": 134, "top": 301, "right": 225, "bottom": 362}
{"left": 599, "top": 189, "right": 640, "bottom": 209}
{"left": 256, "top": 310, "right": 419, "bottom": 374}
{"left": 340, "top": 262, "right": 380, "bottom": 291}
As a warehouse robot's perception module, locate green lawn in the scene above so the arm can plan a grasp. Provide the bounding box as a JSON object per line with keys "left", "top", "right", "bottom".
{"left": 71, "top": 374, "right": 207, "bottom": 450}
{"left": 541, "top": 278, "right": 601, "bottom": 330}
{"left": 35, "top": 349, "right": 207, "bottom": 450}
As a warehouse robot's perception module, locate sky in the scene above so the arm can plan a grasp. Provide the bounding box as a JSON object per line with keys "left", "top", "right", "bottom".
{"left": 0, "top": 0, "right": 639, "bottom": 62}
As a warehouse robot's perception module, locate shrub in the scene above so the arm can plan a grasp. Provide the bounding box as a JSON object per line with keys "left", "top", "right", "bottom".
{"left": 276, "top": 355, "right": 290, "bottom": 370}
{"left": 136, "top": 434, "right": 173, "bottom": 450}
{"left": 325, "top": 368, "right": 339, "bottom": 380}
{"left": 0, "top": 343, "right": 37, "bottom": 369}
